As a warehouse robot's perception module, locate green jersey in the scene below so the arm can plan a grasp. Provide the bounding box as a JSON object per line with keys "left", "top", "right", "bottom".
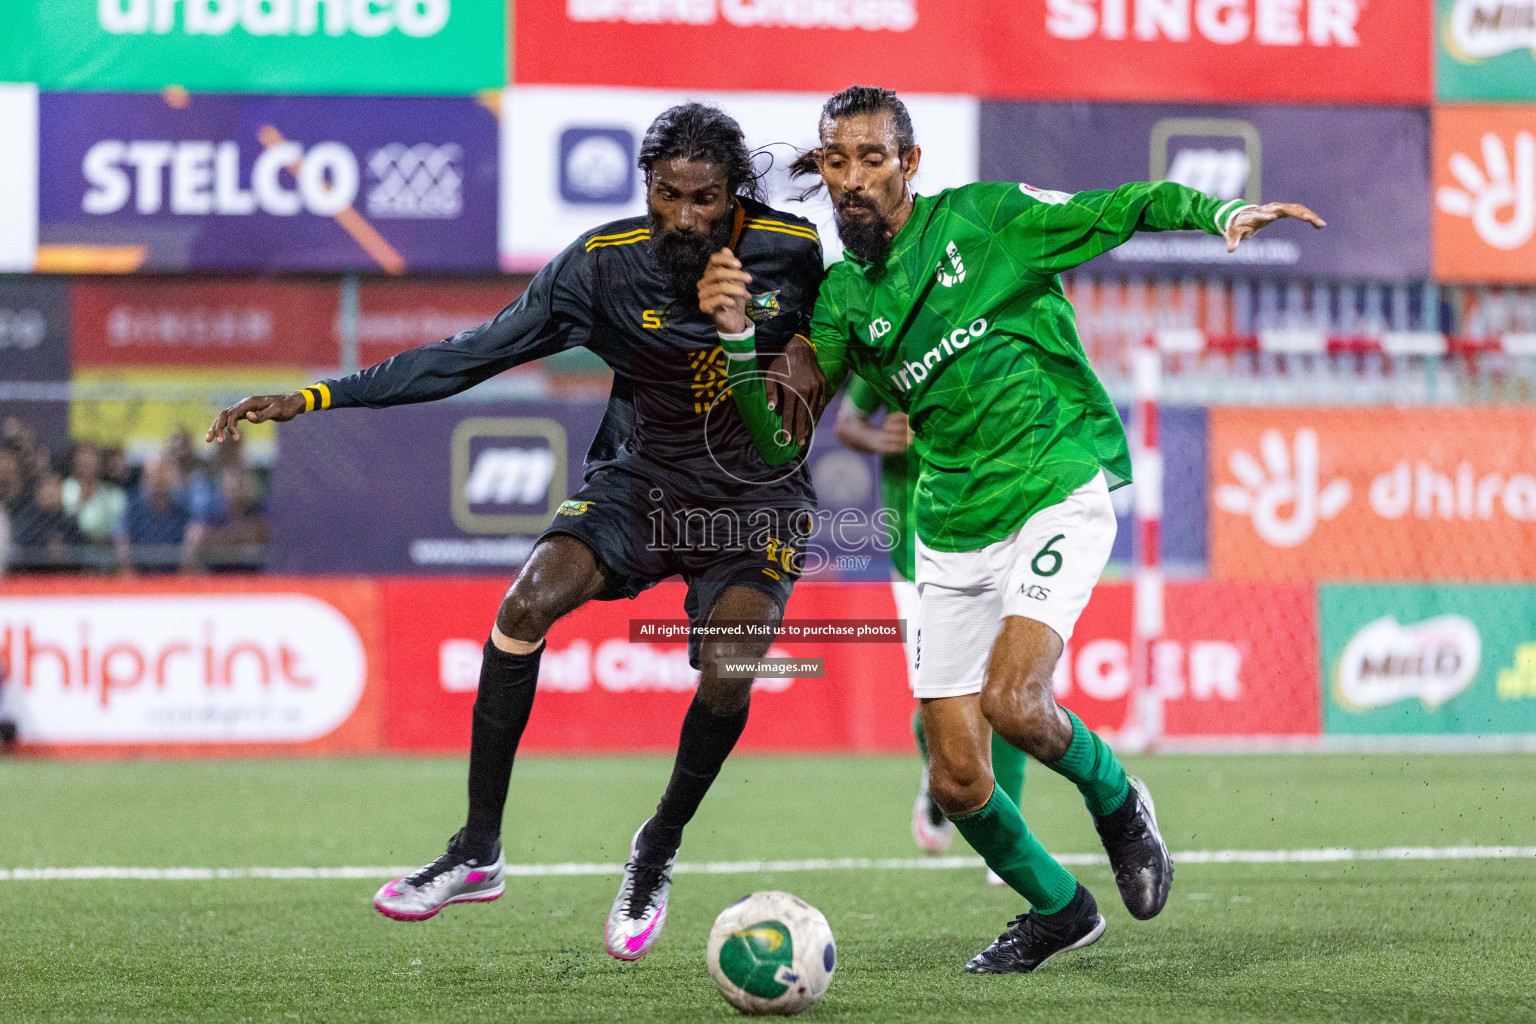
{"left": 843, "top": 375, "right": 917, "bottom": 582}
{"left": 726, "top": 180, "right": 1243, "bottom": 552}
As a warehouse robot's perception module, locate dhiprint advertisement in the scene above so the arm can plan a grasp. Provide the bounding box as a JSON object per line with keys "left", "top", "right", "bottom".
{"left": 38, "top": 92, "right": 499, "bottom": 273}
{"left": 0, "top": 578, "right": 384, "bottom": 753}
{"left": 1434, "top": 104, "right": 1536, "bottom": 283}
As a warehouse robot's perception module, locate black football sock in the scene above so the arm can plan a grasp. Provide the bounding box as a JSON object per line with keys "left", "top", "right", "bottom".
{"left": 637, "top": 695, "right": 750, "bottom": 863}
{"left": 462, "top": 637, "right": 542, "bottom": 857}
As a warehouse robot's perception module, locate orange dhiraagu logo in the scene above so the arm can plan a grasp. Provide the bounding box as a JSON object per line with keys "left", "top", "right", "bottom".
{"left": 1210, "top": 408, "right": 1536, "bottom": 581}
{"left": 1433, "top": 105, "right": 1536, "bottom": 283}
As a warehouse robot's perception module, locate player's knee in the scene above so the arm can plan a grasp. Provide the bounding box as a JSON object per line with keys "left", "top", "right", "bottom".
{"left": 927, "top": 759, "right": 993, "bottom": 817}
{"left": 695, "top": 673, "right": 752, "bottom": 716}
{"left": 981, "top": 676, "right": 1060, "bottom": 750}
{"left": 495, "top": 588, "right": 559, "bottom": 644}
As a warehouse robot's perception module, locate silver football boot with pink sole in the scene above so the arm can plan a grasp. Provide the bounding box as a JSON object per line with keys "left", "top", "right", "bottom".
{"left": 604, "top": 821, "right": 676, "bottom": 961}
{"left": 373, "top": 830, "right": 505, "bottom": 922}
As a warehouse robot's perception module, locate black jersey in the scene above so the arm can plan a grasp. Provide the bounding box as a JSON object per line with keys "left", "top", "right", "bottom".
{"left": 309, "top": 196, "right": 825, "bottom": 510}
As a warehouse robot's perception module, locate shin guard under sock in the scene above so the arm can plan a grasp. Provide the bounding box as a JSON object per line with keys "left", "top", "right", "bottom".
{"left": 949, "top": 785, "right": 1078, "bottom": 914}
{"left": 1043, "top": 707, "right": 1130, "bottom": 817}
{"left": 639, "top": 696, "right": 750, "bottom": 862}
{"left": 463, "top": 638, "right": 542, "bottom": 853}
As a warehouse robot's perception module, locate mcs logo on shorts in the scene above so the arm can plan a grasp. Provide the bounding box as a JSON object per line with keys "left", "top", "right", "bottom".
{"left": 451, "top": 417, "right": 569, "bottom": 535}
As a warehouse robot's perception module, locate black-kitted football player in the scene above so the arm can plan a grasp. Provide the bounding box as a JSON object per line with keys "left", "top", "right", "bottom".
{"left": 207, "top": 104, "right": 826, "bottom": 959}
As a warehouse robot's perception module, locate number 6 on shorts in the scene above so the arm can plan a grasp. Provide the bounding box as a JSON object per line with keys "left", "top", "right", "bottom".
{"left": 1031, "top": 534, "right": 1066, "bottom": 577}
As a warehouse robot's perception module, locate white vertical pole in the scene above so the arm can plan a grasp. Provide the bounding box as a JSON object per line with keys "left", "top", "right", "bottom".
{"left": 1126, "top": 332, "right": 1164, "bottom": 752}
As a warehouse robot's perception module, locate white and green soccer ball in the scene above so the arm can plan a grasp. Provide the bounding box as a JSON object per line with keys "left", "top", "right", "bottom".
{"left": 706, "top": 891, "right": 836, "bottom": 1016}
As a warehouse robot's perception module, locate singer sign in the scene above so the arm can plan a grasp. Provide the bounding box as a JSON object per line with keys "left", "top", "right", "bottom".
{"left": 516, "top": 0, "right": 1428, "bottom": 102}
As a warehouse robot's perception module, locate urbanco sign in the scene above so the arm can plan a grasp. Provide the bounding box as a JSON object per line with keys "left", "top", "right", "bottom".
{"left": 2, "top": 0, "right": 502, "bottom": 93}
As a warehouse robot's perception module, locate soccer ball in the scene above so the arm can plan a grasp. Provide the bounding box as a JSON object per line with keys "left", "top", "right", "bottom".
{"left": 706, "top": 891, "right": 835, "bottom": 1016}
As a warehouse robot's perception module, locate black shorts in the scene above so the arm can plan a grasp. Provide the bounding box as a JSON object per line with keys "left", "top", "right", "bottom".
{"left": 540, "top": 466, "right": 809, "bottom": 668}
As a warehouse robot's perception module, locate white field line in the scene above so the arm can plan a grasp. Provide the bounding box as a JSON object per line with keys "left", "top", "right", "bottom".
{"left": 2, "top": 846, "right": 1534, "bottom": 882}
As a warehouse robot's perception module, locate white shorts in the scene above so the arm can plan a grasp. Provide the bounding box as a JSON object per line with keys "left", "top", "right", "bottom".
{"left": 912, "top": 471, "right": 1117, "bottom": 700}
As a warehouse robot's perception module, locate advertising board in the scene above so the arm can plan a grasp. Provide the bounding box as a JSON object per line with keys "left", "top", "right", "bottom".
{"left": 1211, "top": 408, "right": 1536, "bottom": 581}
{"left": 515, "top": 0, "right": 1429, "bottom": 103}
{"left": 981, "top": 102, "right": 1431, "bottom": 279}
{"left": 0, "top": 577, "right": 384, "bottom": 754}
{"left": 500, "top": 86, "right": 977, "bottom": 269}
{"left": 3, "top": 0, "right": 502, "bottom": 94}
{"left": 1321, "top": 584, "right": 1536, "bottom": 735}
{"left": 38, "top": 92, "right": 499, "bottom": 273}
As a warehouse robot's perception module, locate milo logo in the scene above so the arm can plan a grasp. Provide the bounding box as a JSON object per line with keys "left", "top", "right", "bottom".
{"left": 718, "top": 920, "right": 795, "bottom": 999}
{"left": 1444, "top": 1, "right": 1536, "bottom": 62}
{"left": 1335, "top": 615, "right": 1482, "bottom": 712}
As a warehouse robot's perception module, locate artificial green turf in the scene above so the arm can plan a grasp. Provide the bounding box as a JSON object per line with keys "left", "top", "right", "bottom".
{"left": 3, "top": 754, "right": 1534, "bottom": 1023}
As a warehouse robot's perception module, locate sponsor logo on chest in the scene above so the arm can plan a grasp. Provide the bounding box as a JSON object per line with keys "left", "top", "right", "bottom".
{"left": 888, "top": 317, "right": 989, "bottom": 393}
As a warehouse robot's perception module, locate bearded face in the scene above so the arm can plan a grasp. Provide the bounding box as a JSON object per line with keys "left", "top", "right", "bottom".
{"left": 644, "top": 156, "right": 737, "bottom": 297}
{"left": 648, "top": 204, "right": 735, "bottom": 297}
{"left": 833, "top": 191, "right": 894, "bottom": 263}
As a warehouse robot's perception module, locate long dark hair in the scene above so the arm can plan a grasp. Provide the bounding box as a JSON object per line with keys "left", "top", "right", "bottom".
{"left": 638, "top": 102, "right": 765, "bottom": 201}
{"left": 788, "top": 85, "right": 917, "bottom": 196}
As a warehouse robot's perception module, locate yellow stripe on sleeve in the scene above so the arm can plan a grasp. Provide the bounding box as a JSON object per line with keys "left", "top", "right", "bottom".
{"left": 315, "top": 382, "right": 331, "bottom": 409}
{"left": 585, "top": 228, "right": 650, "bottom": 251}
{"left": 745, "top": 219, "right": 820, "bottom": 243}
{"left": 302, "top": 388, "right": 316, "bottom": 413}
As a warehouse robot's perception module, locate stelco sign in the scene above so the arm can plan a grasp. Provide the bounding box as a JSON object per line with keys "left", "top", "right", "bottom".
{"left": 0, "top": 595, "right": 366, "bottom": 743}
{"left": 78, "top": 138, "right": 462, "bottom": 220}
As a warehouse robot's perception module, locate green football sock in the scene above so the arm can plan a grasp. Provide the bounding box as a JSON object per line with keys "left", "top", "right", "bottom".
{"left": 949, "top": 785, "right": 1077, "bottom": 914}
{"left": 1043, "top": 708, "right": 1130, "bottom": 817}
{"left": 991, "top": 730, "right": 1026, "bottom": 806}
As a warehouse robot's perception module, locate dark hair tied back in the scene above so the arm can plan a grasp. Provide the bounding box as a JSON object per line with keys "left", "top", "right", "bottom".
{"left": 638, "top": 102, "right": 764, "bottom": 201}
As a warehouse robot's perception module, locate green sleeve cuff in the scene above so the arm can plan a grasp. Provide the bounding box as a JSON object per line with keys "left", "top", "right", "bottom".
{"left": 1212, "top": 198, "right": 1251, "bottom": 236}
{"left": 717, "top": 324, "right": 757, "bottom": 358}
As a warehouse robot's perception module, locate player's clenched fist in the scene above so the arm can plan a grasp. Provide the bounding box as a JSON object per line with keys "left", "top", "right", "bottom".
{"left": 205, "top": 392, "right": 307, "bottom": 444}
{"left": 697, "top": 248, "right": 753, "bottom": 335}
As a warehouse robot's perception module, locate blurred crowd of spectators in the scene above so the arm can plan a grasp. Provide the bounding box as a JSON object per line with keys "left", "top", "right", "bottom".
{"left": 0, "top": 415, "right": 269, "bottom": 576}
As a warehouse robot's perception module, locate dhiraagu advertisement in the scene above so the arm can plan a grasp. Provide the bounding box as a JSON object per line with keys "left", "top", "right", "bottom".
{"left": 1321, "top": 584, "right": 1536, "bottom": 736}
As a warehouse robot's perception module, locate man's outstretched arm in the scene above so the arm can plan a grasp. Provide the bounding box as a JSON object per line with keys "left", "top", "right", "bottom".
{"left": 208, "top": 244, "right": 593, "bottom": 443}
{"left": 1005, "top": 181, "right": 1324, "bottom": 276}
